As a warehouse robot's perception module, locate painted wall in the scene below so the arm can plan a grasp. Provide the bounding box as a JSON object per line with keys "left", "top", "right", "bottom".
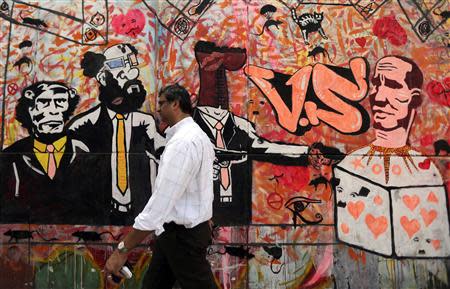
{"left": 0, "top": 0, "right": 449, "bottom": 288}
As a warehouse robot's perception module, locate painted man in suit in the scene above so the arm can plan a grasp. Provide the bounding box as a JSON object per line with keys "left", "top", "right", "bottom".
{"left": 68, "top": 43, "right": 165, "bottom": 225}
{"left": 194, "top": 41, "right": 314, "bottom": 225}
{"left": 0, "top": 81, "right": 97, "bottom": 224}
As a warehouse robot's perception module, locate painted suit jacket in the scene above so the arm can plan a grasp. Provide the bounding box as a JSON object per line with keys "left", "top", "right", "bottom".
{"left": 68, "top": 104, "right": 165, "bottom": 225}
{"left": 193, "top": 107, "right": 309, "bottom": 225}
{"left": 0, "top": 136, "right": 100, "bottom": 224}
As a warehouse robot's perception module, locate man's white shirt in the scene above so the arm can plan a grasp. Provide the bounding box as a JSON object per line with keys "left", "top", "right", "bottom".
{"left": 133, "top": 117, "right": 215, "bottom": 235}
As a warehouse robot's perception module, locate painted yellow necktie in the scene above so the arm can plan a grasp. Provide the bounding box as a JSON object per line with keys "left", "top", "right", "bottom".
{"left": 116, "top": 114, "right": 128, "bottom": 193}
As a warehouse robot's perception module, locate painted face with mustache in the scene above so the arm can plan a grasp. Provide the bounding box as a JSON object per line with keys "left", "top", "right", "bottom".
{"left": 99, "top": 70, "right": 146, "bottom": 114}
{"left": 97, "top": 44, "right": 146, "bottom": 113}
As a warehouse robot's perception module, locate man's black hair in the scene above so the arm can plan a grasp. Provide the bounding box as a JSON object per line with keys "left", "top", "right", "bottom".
{"left": 159, "top": 84, "right": 193, "bottom": 114}
{"left": 16, "top": 81, "right": 80, "bottom": 134}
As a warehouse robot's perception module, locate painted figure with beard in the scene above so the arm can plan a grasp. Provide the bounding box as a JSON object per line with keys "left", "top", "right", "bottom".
{"left": 68, "top": 44, "right": 165, "bottom": 225}
{"left": 334, "top": 56, "right": 450, "bottom": 257}
{"left": 0, "top": 81, "right": 98, "bottom": 224}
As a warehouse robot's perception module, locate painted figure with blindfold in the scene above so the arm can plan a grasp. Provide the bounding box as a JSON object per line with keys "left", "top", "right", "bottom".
{"left": 69, "top": 44, "right": 165, "bottom": 225}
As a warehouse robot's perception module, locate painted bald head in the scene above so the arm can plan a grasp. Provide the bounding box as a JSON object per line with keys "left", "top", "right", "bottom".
{"left": 369, "top": 56, "right": 423, "bottom": 131}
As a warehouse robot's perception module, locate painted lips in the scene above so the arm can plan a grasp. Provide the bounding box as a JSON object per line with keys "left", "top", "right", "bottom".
{"left": 112, "top": 97, "right": 124, "bottom": 105}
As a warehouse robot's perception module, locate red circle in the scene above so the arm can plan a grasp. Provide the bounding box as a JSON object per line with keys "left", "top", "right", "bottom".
{"left": 7, "top": 83, "right": 19, "bottom": 95}
{"left": 267, "top": 192, "right": 283, "bottom": 210}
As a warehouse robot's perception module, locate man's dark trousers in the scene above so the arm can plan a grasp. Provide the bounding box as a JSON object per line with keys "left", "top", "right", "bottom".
{"left": 143, "top": 221, "right": 217, "bottom": 289}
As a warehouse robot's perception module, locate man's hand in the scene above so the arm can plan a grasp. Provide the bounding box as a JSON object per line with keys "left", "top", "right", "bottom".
{"left": 104, "top": 250, "right": 128, "bottom": 285}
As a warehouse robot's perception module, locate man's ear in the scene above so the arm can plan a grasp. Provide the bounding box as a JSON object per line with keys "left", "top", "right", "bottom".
{"left": 96, "top": 69, "right": 106, "bottom": 86}
{"left": 172, "top": 99, "right": 180, "bottom": 111}
{"left": 68, "top": 88, "right": 77, "bottom": 99}
{"left": 411, "top": 88, "right": 421, "bottom": 98}
{"left": 24, "top": 89, "right": 34, "bottom": 100}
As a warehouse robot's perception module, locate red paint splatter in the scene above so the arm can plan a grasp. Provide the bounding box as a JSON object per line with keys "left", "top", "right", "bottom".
{"left": 444, "top": 77, "right": 450, "bottom": 89}
{"left": 271, "top": 164, "right": 310, "bottom": 191}
{"left": 373, "top": 15, "right": 407, "bottom": 46}
{"left": 426, "top": 79, "right": 450, "bottom": 107}
{"left": 111, "top": 9, "right": 145, "bottom": 38}
{"left": 420, "top": 134, "right": 434, "bottom": 146}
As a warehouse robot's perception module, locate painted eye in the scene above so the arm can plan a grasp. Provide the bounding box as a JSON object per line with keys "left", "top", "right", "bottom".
{"left": 285, "top": 196, "right": 321, "bottom": 213}
{"left": 37, "top": 99, "right": 50, "bottom": 106}
{"left": 426, "top": 239, "right": 431, "bottom": 243}
{"left": 413, "top": 237, "right": 419, "bottom": 242}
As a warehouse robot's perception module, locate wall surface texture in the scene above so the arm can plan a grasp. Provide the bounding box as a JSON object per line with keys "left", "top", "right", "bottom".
{"left": 0, "top": 0, "right": 449, "bottom": 288}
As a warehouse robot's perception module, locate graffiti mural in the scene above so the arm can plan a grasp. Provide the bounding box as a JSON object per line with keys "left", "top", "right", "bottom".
{"left": 334, "top": 56, "right": 450, "bottom": 258}
{"left": 0, "top": 0, "right": 448, "bottom": 288}
{"left": 68, "top": 43, "right": 166, "bottom": 225}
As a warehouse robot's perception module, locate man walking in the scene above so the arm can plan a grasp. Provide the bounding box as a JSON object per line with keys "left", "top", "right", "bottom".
{"left": 105, "top": 84, "right": 217, "bottom": 289}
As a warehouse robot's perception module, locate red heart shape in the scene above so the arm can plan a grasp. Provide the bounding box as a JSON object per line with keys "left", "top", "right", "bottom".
{"left": 402, "top": 194, "right": 420, "bottom": 212}
{"left": 420, "top": 208, "right": 437, "bottom": 227}
{"left": 400, "top": 216, "right": 420, "bottom": 239}
{"left": 347, "top": 201, "right": 365, "bottom": 220}
{"left": 418, "top": 158, "right": 431, "bottom": 170}
{"left": 355, "top": 37, "right": 366, "bottom": 48}
{"left": 365, "top": 214, "right": 388, "bottom": 239}
{"left": 111, "top": 9, "right": 145, "bottom": 38}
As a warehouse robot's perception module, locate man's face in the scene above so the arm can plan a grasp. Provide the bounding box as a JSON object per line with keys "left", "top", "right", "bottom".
{"left": 157, "top": 94, "right": 175, "bottom": 126}
{"left": 103, "top": 44, "right": 140, "bottom": 88}
{"left": 369, "top": 57, "right": 415, "bottom": 131}
{"left": 98, "top": 44, "right": 146, "bottom": 113}
{"left": 28, "top": 84, "right": 70, "bottom": 135}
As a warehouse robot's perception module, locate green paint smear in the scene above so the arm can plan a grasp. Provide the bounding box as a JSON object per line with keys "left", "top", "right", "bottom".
{"left": 34, "top": 251, "right": 101, "bottom": 289}
{"left": 34, "top": 250, "right": 151, "bottom": 289}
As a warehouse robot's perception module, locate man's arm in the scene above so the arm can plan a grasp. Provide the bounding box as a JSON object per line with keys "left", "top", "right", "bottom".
{"left": 104, "top": 228, "right": 151, "bottom": 279}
